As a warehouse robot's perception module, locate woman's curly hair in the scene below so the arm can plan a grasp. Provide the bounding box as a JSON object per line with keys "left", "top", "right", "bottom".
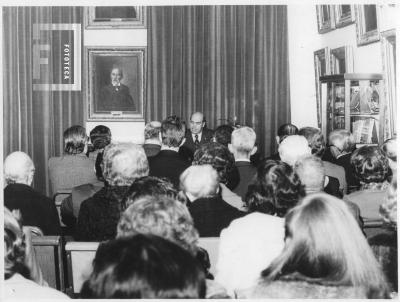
{"left": 4, "top": 208, "right": 30, "bottom": 280}
{"left": 298, "top": 127, "right": 325, "bottom": 157}
{"left": 351, "top": 145, "right": 389, "bottom": 183}
{"left": 245, "top": 160, "right": 305, "bottom": 217}
{"left": 117, "top": 196, "right": 199, "bottom": 256}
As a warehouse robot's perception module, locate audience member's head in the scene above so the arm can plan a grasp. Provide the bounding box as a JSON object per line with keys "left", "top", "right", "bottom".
{"left": 382, "top": 137, "right": 397, "bottom": 173}
{"left": 380, "top": 178, "right": 397, "bottom": 228}
{"left": 80, "top": 234, "right": 206, "bottom": 299}
{"left": 4, "top": 208, "right": 30, "bottom": 280}
{"left": 161, "top": 115, "right": 186, "bottom": 148}
{"left": 278, "top": 135, "right": 311, "bottom": 166}
{"left": 4, "top": 151, "right": 35, "bottom": 186}
{"left": 117, "top": 195, "right": 198, "bottom": 255}
{"left": 298, "top": 127, "right": 325, "bottom": 157}
{"left": 213, "top": 124, "right": 235, "bottom": 146}
{"left": 329, "top": 129, "right": 355, "bottom": 158}
{"left": 276, "top": 123, "right": 298, "bottom": 144}
{"left": 262, "top": 193, "right": 389, "bottom": 298}
{"left": 89, "top": 125, "right": 111, "bottom": 151}
{"left": 144, "top": 121, "right": 162, "bottom": 143}
{"left": 63, "top": 125, "right": 88, "bottom": 155}
{"left": 102, "top": 143, "right": 149, "bottom": 186}
{"left": 192, "top": 142, "right": 237, "bottom": 188}
{"left": 229, "top": 126, "right": 257, "bottom": 160}
{"left": 294, "top": 155, "right": 325, "bottom": 194}
{"left": 245, "top": 160, "right": 305, "bottom": 217}
{"left": 351, "top": 145, "right": 389, "bottom": 184}
{"left": 121, "top": 176, "right": 177, "bottom": 210}
{"left": 180, "top": 165, "right": 219, "bottom": 202}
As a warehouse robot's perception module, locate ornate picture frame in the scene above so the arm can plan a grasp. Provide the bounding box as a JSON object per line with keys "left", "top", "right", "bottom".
{"left": 85, "top": 47, "right": 146, "bottom": 121}
{"left": 330, "top": 46, "right": 354, "bottom": 74}
{"left": 316, "top": 5, "right": 335, "bottom": 34}
{"left": 355, "top": 5, "right": 380, "bottom": 46}
{"left": 334, "top": 5, "right": 355, "bottom": 28}
{"left": 84, "top": 6, "right": 146, "bottom": 29}
{"left": 314, "top": 48, "right": 331, "bottom": 128}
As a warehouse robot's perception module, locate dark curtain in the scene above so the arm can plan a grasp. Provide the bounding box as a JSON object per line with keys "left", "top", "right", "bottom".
{"left": 3, "top": 7, "right": 84, "bottom": 196}
{"left": 147, "top": 6, "right": 290, "bottom": 158}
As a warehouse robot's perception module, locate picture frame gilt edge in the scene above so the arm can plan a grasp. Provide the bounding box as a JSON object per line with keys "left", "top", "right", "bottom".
{"left": 84, "top": 6, "right": 147, "bottom": 29}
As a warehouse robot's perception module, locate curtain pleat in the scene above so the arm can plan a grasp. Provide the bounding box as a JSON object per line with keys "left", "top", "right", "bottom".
{"left": 3, "top": 7, "right": 84, "bottom": 196}
{"left": 147, "top": 5, "right": 291, "bottom": 157}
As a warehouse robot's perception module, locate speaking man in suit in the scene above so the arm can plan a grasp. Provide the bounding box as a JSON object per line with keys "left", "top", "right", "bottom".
{"left": 98, "top": 66, "right": 136, "bottom": 112}
{"left": 180, "top": 112, "right": 214, "bottom": 162}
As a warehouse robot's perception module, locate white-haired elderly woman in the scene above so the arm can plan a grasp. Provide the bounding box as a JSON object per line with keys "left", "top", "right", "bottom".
{"left": 179, "top": 165, "right": 244, "bottom": 237}
{"left": 76, "top": 143, "right": 149, "bottom": 242}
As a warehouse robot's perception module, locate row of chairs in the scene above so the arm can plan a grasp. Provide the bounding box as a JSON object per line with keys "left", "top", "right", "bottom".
{"left": 32, "top": 236, "right": 220, "bottom": 297}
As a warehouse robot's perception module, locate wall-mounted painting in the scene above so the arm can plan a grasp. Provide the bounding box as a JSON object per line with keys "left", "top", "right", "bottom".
{"left": 85, "top": 6, "right": 146, "bottom": 29}
{"left": 316, "top": 5, "right": 335, "bottom": 34}
{"left": 314, "top": 47, "right": 330, "bottom": 128}
{"left": 334, "top": 5, "right": 355, "bottom": 28}
{"left": 330, "top": 46, "right": 354, "bottom": 74}
{"left": 86, "top": 47, "right": 146, "bottom": 121}
{"left": 355, "top": 5, "right": 380, "bottom": 46}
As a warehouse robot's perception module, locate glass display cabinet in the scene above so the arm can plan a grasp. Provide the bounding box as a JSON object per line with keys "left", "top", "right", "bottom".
{"left": 319, "top": 73, "right": 383, "bottom": 145}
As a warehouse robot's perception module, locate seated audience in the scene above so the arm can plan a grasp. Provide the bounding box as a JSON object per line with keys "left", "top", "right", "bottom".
{"left": 4, "top": 208, "right": 69, "bottom": 299}
{"left": 4, "top": 151, "right": 61, "bottom": 235}
{"left": 382, "top": 137, "right": 396, "bottom": 182}
{"left": 180, "top": 165, "right": 244, "bottom": 237}
{"left": 328, "top": 129, "right": 359, "bottom": 191}
{"left": 278, "top": 135, "right": 311, "bottom": 166}
{"left": 267, "top": 123, "right": 298, "bottom": 160}
{"left": 143, "top": 121, "right": 162, "bottom": 158}
{"left": 80, "top": 234, "right": 206, "bottom": 299}
{"left": 76, "top": 143, "right": 149, "bottom": 241}
{"left": 238, "top": 193, "right": 390, "bottom": 299}
{"left": 149, "top": 115, "right": 190, "bottom": 188}
{"left": 229, "top": 126, "right": 258, "bottom": 199}
{"left": 216, "top": 159, "right": 305, "bottom": 296}
{"left": 213, "top": 124, "right": 235, "bottom": 146}
{"left": 369, "top": 178, "right": 397, "bottom": 293}
{"left": 87, "top": 125, "right": 112, "bottom": 163}
{"left": 192, "top": 142, "right": 243, "bottom": 210}
{"left": 299, "top": 126, "right": 347, "bottom": 194}
{"left": 48, "top": 125, "right": 97, "bottom": 195}
{"left": 344, "top": 145, "right": 390, "bottom": 222}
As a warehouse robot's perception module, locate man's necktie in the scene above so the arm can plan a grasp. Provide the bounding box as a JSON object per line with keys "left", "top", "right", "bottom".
{"left": 194, "top": 134, "right": 200, "bottom": 146}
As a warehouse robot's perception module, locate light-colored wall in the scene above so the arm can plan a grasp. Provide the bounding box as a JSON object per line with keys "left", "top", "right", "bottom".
{"left": 287, "top": 4, "right": 397, "bottom": 129}
{"left": 84, "top": 18, "right": 147, "bottom": 144}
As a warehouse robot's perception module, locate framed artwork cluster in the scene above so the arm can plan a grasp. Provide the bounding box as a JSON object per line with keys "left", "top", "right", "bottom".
{"left": 84, "top": 7, "right": 147, "bottom": 121}
{"left": 316, "top": 5, "right": 380, "bottom": 46}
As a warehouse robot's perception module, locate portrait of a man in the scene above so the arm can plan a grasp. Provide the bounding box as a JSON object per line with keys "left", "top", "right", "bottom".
{"left": 98, "top": 66, "right": 136, "bottom": 112}
{"left": 86, "top": 47, "right": 146, "bottom": 120}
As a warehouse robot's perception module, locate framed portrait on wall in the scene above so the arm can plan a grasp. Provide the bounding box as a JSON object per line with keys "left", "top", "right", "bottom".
{"left": 355, "top": 5, "right": 380, "bottom": 46}
{"left": 85, "top": 47, "right": 146, "bottom": 121}
{"left": 314, "top": 48, "right": 330, "bottom": 128}
{"left": 85, "top": 6, "right": 146, "bottom": 29}
{"left": 316, "top": 5, "right": 335, "bottom": 34}
{"left": 334, "top": 5, "right": 355, "bottom": 28}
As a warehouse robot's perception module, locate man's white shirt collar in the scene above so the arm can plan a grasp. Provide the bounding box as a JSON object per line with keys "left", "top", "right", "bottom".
{"left": 192, "top": 132, "right": 202, "bottom": 141}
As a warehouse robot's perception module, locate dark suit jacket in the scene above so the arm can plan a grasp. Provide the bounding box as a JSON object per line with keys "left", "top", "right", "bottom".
{"left": 4, "top": 183, "right": 61, "bottom": 235}
{"left": 233, "top": 161, "right": 257, "bottom": 200}
{"left": 99, "top": 84, "right": 135, "bottom": 112}
{"left": 179, "top": 128, "right": 214, "bottom": 162}
{"left": 324, "top": 176, "right": 342, "bottom": 198}
{"left": 334, "top": 153, "right": 359, "bottom": 192}
{"left": 143, "top": 143, "right": 161, "bottom": 158}
{"left": 148, "top": 150, "right": 190, "bottom": 188}
{"left": 188, "top": 195, "right": 244, "bottom": 237}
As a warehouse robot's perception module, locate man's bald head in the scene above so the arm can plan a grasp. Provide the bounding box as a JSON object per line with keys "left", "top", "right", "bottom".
{"left": 4, "top": 151, "right": 35, "bottom": 186}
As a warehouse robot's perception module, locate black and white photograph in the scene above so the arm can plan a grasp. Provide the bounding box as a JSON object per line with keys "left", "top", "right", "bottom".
{"left": 2, "top": 2, "right": 398, "bottom": 300}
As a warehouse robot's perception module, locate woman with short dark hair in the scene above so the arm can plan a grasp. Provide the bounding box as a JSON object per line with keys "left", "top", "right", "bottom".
{"left": 344, "top": 145, "right": 390, "bottom": 222}
{"left": 238, "top": 193, "right": 389, "bottom": 299}
{"left": 215, "top": 160, "right": 305, "bottom": 296}
{"left": 80, "top": 234, "right": 206, "bottom": 299}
